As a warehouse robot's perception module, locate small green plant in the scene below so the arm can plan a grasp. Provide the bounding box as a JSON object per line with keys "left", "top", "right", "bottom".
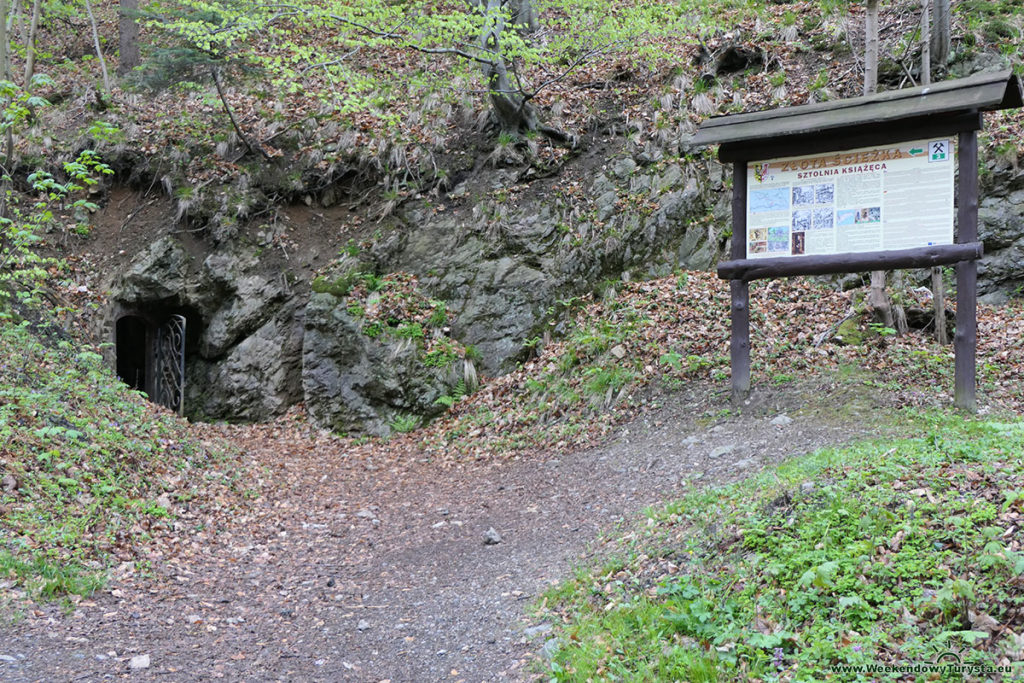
{"left": 360, "top": 272, "right": 385, "bottom": 292}
{"left": 522, "top": 335, "right": 543, "bottom": 357}
{"left": 583, "top": 365, "right": 634, "bottom": 402}
{"left": 394, "top": 322, "right": 424, "bottom": 340}
{"left": 389, "top": 413, "right": 419, "bottom": 433}
{"left": 434, "top": 379, "right": 469, "bottom": 409}
{"left": 426, "top": 300, "right": 448, "bottom": 327}
{"left": 341, "top": 238, "right": 361, "bottom": 257}
{"left": 424, "top": 339, "right": 459, "bottom": 367}
{"left": 809, "top": 68, "right": 829, "bottom": 91}
{"left": 463, "top": 344, "right": 484, "bottom": 364}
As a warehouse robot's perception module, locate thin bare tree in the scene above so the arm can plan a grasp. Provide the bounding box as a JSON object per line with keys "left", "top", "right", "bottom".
{"left": 932, "top": 0, "right": 950, "bottom": 70}
{"left": 864, "top": 0, "right": 895, "bottom": 329}
{"left": 0, "top": 0, "right": 9, "bottom": 81}
{"left": 84, "top": 0, "right": 112, "bottom": 91}
{"left": 921, "top": 0, "right": 949, "bottom": 344}
{"left": 23, "top": 0, "right": 40, "bottom": 83}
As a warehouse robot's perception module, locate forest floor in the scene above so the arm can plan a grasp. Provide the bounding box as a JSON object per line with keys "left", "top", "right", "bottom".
{"left": 0, "top": 373, "right": 927, "bottom": 682}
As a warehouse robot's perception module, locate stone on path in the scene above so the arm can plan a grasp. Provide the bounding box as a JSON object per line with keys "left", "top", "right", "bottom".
{"left": 708, "top": 445, "right": 734, "bottom": 459}
{"left": 482, "top": 527, "right": 502, "bottom": 545}
{"left": 129, "top": 654, "right": 150, "bottom": 670}
{"left": 770, "top": 414, "right": 793, "bottom": 426}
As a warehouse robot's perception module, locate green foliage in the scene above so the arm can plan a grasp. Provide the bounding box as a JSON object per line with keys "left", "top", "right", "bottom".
{"left": 426, "top": 300, "right": 448, "bottom": 328}
{"left": 138, "top": 0, "right": 710, "bottom": 130}
{"left": 434, "top": 379, "right": 469, "bottom": 408}
{"left": 0, "top": 322, "right": 243, "bottom": 598}
{"left": 388, "top": 413, "right": 420, "bottom": 434}
{"left": 311, "top": 268, "right": 382, "bottom": 298}
{"left": 463, "top": 344, "right": 484, "bottom": 364}
{"left": 132, "top": 1, "right": 254, "bottom": 90}
{"left": 0, "top": 76, "right": 114, "bottom": 312}
{"left": 394, "top": 321, "right": 424, "bottom": 340}
{"left": 982, "top": 18, "right": 1018, "bottom": 42}
{"left": 583, "top": 365, "right": 634, "bottom": 400}
{"left": 540, "top": 416, "right": 1024, "bottom": 680}
{"left": 867, "top": 321, "right": 897, "bottom": 337}
{"left": 423, "top": 338, "right": 459, "bottom": 367}
{"left": 809, "top": 67, "right": 829, "bottom": 91}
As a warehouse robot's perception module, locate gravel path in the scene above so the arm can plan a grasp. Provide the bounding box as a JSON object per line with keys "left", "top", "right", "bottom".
{"left": 1, "top": 379, "right": 895, "bottom": 682}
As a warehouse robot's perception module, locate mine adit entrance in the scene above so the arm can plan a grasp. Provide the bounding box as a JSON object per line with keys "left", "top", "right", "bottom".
{"left": 114, "top": 304, "right": 199, "bottom": 415}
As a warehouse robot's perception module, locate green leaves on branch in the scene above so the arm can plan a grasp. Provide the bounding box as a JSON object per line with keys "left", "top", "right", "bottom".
{"left": 0, "top": 76, "right": 115, "bottom": 314}
{"left": 140, "top": 0, "right": 701, "bottom": 127}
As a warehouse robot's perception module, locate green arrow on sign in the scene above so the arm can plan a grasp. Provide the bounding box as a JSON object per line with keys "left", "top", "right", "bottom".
{"left": 909, "top": 147, "right": 924, "bottom": 155}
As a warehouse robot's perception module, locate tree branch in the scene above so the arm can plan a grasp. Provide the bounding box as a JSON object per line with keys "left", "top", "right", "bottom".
{"left": 211, "top": 66, "right": 269, "bottom": 160}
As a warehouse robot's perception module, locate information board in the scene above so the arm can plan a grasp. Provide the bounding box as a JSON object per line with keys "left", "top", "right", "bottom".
{"left": 745, "top": 138, "right": 955, "bottom": 259}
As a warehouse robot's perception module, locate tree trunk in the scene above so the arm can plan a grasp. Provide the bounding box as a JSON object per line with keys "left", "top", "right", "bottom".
{"left": 922, "top": 0, "right": 948, "bottom": 344}
{"left": 864, "top": 0, "right": 879, "bottom": 96}
{"left": 7, "top": 0, "right": 19, "bottom": 36}
{"left": 868, "top": 271, "right": 894, "bottom": 329}
{"left": 864, "top": 0, "right": 893, "bottom": 328}
{"left": 117, "top": 0, "right": 140, "bottom": 77}
{"left": 84, "top": 0, "right": 111, "bottom": 92}
{"left": 892, "top": 271, "right": 908, "bottom": 334}
{"left": 0, "top": 0, "right": 11, "bottom": 169}
{"left": 0, "top": 0, "right": 9, "bottom": 81}
{"left": 931, "top": 0, "right": 950, "bottom": 69}
{"left": 476, "top": 0, "right": 538, "bottom": 134}
{"left": 23, "top": 0, "right": 39, "bottom": 84}
{"left": 471, "top": 0, "right": 569, "bottom": 145}
{"left": 932, "top": 267, "right": 948, "bottom": 344}
{"left": 921, "top": 0, "right": 931, "bottom": 85}
{"left": 508, "top": 0, "right": 538, "bottom": 33}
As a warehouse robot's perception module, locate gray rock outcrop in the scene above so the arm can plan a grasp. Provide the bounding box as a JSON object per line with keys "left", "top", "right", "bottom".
{"left": 302, "top": 292, "right": 462, "bottom": 436}
{"left": 102, "top": 141, "right": 1024, "bottom": 434}
{"left": 979, "top": 165, "right": 1024, "bottom": 299}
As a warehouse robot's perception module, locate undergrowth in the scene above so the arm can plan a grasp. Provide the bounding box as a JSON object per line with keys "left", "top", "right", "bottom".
{"left": 538, "top": 413, "right": 1024, "bottom": 681}
{"left": 0, "top": 319, "right": 245, "bottom": 598}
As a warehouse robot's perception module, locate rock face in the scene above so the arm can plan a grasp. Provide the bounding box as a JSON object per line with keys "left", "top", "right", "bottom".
{"left": 302, "top": 291, "right": 461, "bottom": 436}
{"left": 393, "top": 159, "right": 725, "bottom": 374}
{"left": 979, "top": 166, "right": 1024, "bottom": 301}
{"left": 189, "top": 306, "right": 304, "bottom": 421}
{"left": 107, "top": 148, "right": 731, "bottom": 432}
{"left": 104, "top": 142, "right": 1024, "bottom": 433}
{"left": 109, "top": 237, "right": 303, "bottom": 422}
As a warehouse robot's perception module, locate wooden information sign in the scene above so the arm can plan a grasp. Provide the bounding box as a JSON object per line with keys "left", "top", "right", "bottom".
{"left": 691, "top": 70, "right": 1023, "bottom": 410}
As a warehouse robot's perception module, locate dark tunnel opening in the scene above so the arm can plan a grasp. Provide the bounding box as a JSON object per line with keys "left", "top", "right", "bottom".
{"left": 115, "top": 315, "right": 149, "bottom": 393}
{"left": 114, "top": 304, "right": 202, "bottom": 410}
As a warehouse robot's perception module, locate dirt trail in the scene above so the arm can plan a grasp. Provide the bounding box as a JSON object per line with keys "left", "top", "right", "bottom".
{"left": 2, "top": 378, "right": 898, "bottom": 682}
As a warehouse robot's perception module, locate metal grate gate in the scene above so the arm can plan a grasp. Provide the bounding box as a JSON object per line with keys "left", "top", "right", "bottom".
{"left": 154, "top": 314, "right": 187, "bottom": 415}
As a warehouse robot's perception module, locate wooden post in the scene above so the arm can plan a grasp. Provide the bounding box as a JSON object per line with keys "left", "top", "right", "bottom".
{"left": 731, "top": 162, "right": 750, "bottom": 402}
{"left": 955, "top": 129, "right": 978, "bottom": 412}
{"left": 730, "top": 280, "right": 750, "bottom": 402}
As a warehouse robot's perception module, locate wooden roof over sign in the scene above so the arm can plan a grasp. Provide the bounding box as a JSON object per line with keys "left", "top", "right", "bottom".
{"left": 691, "top": 69, "right": 1023, "bottom": 161}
